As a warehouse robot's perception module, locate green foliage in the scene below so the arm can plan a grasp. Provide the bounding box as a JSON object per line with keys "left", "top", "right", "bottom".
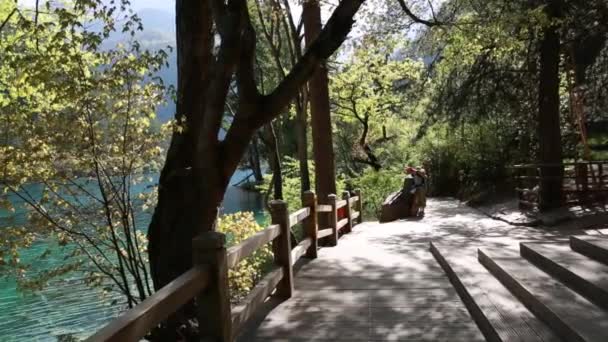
{"left": 216, "top": 212, "right": 273, "bottom": 302}
{"left": 330, "top": 35, "right": 425, "bottom": 173}
{"left": 0, "top": 0, "right": 170, "bottom": 306}
{"left": 413, "top": 119, "right": 519, "bottom": 196}
{"left": 348, "top": 168, "right": 403, "bottom": 219}
{"left": 260, "top": 157, "right": 346, "bottom": 210}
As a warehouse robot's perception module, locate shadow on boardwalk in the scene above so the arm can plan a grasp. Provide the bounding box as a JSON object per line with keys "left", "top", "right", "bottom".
{"left": 238, "top": 198, "right": 596, "bottom": 341}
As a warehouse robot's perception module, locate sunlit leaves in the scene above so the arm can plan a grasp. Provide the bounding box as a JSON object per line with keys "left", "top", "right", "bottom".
{"left": 0, "top": 0, "right": 168, "bottom": 305}
{"left": 216, "top": 212, "right": 274, "bottom": 302}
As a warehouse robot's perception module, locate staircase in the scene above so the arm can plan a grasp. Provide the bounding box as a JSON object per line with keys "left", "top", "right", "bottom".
{"left": 431, "top": 236, "right": 608, "bottom": 342}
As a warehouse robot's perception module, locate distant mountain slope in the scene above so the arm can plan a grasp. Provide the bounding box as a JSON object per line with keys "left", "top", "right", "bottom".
{"left": 132, "top": 8, "right": 177, "bottom": 122}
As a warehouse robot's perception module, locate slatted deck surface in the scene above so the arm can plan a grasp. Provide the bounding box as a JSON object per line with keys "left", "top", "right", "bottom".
{"left": 241, "top": 231, "right": 484, "bottom": 341}
{"left": 239, "top": 199, "right": 605, "bottom": 341}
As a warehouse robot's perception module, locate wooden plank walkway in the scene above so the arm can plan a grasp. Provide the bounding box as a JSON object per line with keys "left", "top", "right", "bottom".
{"left": 238, "top": 198, "right": 596, "bottom": 341}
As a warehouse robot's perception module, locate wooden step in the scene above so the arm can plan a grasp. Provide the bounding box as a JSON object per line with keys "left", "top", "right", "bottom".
{"left": 430, "top": 242, "right": 559, "bottom": 342}
{"left": 521, "top": 242, "right": 608, "bottom": 310}
{"left": 479, "top": 248, "right": 608, "bottom": 342}
{"left": 570, "top": 236, "right": 608, "bottom": 265}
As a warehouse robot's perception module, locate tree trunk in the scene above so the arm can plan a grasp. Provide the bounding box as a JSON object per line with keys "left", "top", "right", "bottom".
{"left": 147, "top": 0, "right": 365, "bottom": 335}
{"left": 296, "top": 92, "right": 311, "bottom": 191}
{"left": 538, "top": 0, "right": 564, "bottom": 211}
{"left": 303, "top": 0, "right": 337, "bottom": 202}
{"left": 147, "top": 0, "right": 214, "bottom": 293}
{"left": 264, "top": 123, "right": 284, "bottom": 200}
{"left": 249, "top": 137, "right": 264, "bottom": 182}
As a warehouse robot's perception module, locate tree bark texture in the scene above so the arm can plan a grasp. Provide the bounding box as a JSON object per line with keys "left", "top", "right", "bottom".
{"left": 148, "top": 0, "right": 365, "bottom": 298}
{"left": 303, "top": 0, "right": 337, "bottom": 203}
{"left": 537, "top": 0, "right": 564, "bottom": 211}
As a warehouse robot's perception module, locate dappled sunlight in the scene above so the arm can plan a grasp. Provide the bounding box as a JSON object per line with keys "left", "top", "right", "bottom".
{"left": 239, "top": 198, "right": 608, "bottom": 341}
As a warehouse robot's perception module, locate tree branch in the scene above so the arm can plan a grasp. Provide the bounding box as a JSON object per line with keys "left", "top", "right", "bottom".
{"left": 257, "top": 0, "right": 366, "bottom": 126}
{"left": 0, "top": 7, "right": 17, "bottom": 33}
{"left": 397, "top": 0, "right": 443, "bottom": 27}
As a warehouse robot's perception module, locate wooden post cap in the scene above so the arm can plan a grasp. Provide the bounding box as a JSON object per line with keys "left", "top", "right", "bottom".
{"left": 303, "top": 190, "right": 315, "bottom": 200}
{"left": 192, "top": 231, "right": 226, "bottom": 250}
{"left": 270, "top": 199, "right": 288, "bottom": 210}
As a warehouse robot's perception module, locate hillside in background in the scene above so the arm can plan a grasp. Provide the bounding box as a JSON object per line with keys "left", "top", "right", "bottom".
{"left": 125, "top": 8, "right": 177, "bottom": 122}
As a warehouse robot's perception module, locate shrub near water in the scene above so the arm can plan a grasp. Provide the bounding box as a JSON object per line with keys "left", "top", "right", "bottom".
{"left": 216, "top": 212, "right": 273, "bottom": 303}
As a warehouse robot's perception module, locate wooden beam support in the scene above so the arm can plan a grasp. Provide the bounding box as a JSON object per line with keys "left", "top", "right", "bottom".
{"left": 328, "top": 194, "right": 339, "bottom": 246}
{"left": 342, "top": 191, "right": 353, "bottom": 233}
{"left": 270, "top": 200, "right": 294, "bottom": 298}
{"left": 193, "top": 231, "right": 232, "bottom": 342}
{"left": 354, "top": 189, "right": 363, "bottom": 224}
{"left": 302, "top": 191, "right": 318, "bottom": 258}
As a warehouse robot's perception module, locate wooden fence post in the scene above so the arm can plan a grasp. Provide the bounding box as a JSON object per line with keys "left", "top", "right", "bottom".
{"left": 354, "top": 189, "right": 363, "bottom": 224}
{"left": 192, "top": 231, "right": 232, "bottom": 342}
{"left": 342, "top": 191, "right": 353, "bottom": 233}
{"left": 328, "top": 194, "right": 339, "bottom": 246}
{"left": 270, "top": 200, "right": 294, "bottom": 298}
{"left": 302, "top": 191, "right": 318, "bottom": 259}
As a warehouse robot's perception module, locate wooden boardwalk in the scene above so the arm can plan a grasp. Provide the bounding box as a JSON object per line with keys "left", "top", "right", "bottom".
{"left": 239, "top": 198, "right": 601, "bottom": 341}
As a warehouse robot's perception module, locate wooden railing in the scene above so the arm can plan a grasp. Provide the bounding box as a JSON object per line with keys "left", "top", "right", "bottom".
{"left": 86, "top": 189, "right": 363, "bottom": 342}
{"left": 512, "top": 161, "right": 608, "bottom": 209}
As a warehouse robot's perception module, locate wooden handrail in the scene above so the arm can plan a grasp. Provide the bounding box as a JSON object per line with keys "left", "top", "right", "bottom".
{"left": 226, "top": 224, "right": 280, "bottom": 269}
{"left": 336, "top": 218, "right": 349, "bottom": 231}
{"left": 289, "top": 207, "right": 310, "bottom": 227}
{"left": 86, "top": 266, "right": 210, "bottom": 342}
{"left": 230, "top": 266, "right": 283, "bottom": 336}
{"left": 291, "top": 237, "right": 312, "bottom": 266}
{"left": 511, "top": 161, "right": 608, "bottom": 209}
{"left": 89, "top": 190, "right": 363, "bottom": 342}
{"left": 316, "top": 204, "right": 332, "bottom": 212}
{"left": 317, "top": 228, "right": 333, "bottom": 239}
{"left": 511, "top": 161, "right": 608, "bottom": 169}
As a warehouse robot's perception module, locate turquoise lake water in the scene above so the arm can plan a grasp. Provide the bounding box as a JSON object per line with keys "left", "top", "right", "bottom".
{"left": 0, "top": 170, "right": 264, "bottom": 341}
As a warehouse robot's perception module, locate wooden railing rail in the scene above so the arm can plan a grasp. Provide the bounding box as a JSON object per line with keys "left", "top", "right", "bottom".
{"left": 86, "top": 266, "right": 210, "bottom": 342}
{"left": 88, "top": 189, "right": 363, "bottom": 342}
{"left": 289, "top": 207, "right": 310, "bottom": 227}
{"left": 316, "top": 204, "right": 332, "bottom": 212}
{"left": 226, "top": 224, "right": 280, "bottom": 269}
{"left": 510, "top": 161, "right": 608, "bottom": 209}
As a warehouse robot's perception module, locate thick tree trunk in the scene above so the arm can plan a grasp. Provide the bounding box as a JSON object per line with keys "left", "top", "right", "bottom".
{"left": 147, "top": 1, "right": 365, "bottom": 335}
{"left": 303, "top": 0, "right": 337, "bottom": 202}
{"left": 147, "top": 0, "right": 215, "bottom": 293}
{"left": 538, "top": 0, "right": 564, "bottom": 211}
